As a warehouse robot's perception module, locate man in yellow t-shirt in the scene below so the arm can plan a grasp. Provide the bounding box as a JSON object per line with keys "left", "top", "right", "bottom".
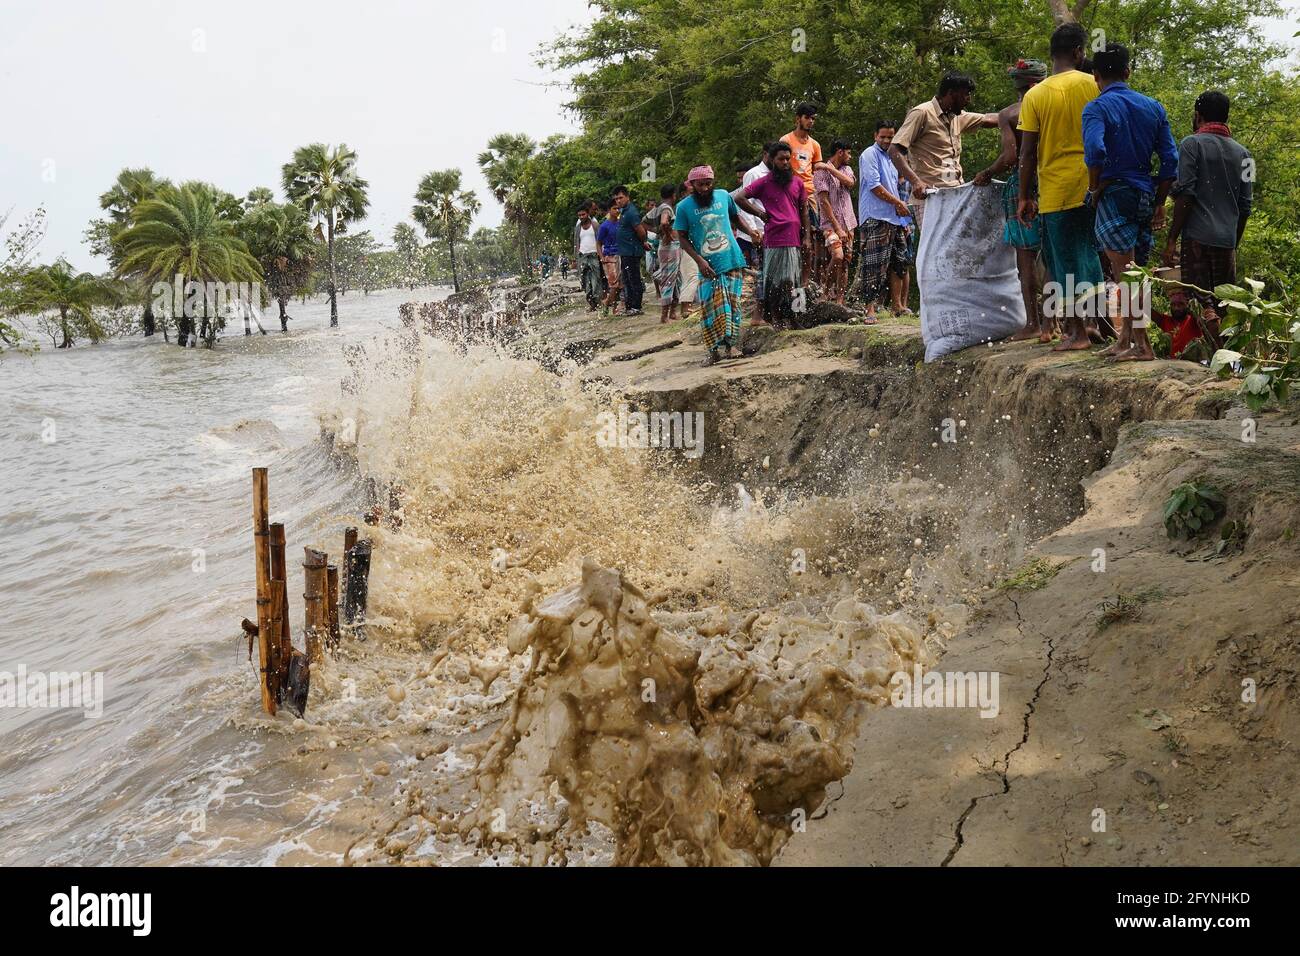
{"left": 1017, "top": 22, "right": 1105, "bottom": 352}
{"left": 782, "top": 102, "right": 822, "bottom": 283}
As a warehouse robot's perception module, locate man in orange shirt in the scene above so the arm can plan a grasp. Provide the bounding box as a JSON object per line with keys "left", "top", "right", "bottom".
{"left": 782, "top": 103, "right": 822, "bottom": 284}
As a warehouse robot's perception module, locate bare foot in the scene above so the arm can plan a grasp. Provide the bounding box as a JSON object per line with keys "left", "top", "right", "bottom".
{"left": 1010, "top": 325, "right": 1040, "bottom": 341}
{"left": 1053, "top": 334, "right": 1092, "bottom": 351}
{"left": 1110, "top": 345, "right": 1155, "bottom": 362}
{"left": 1097, "top": 341, "right": 1124, "bottom": 357}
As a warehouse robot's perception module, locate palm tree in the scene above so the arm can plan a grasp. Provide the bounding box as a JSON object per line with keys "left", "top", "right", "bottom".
{"left": 412, "top": 170, "right": 480, "bottom": 294}
{"left": 238, "top": 202, "right": 315, "bottom": 331}
{"left": 96, "top": 168, "right": 168, "bottom": 336}
{"left": 281, "top": 144, "right": 369, "bottom": 327}
{"left": 244, "top": 187, "right": 274, "bottom": 209}
{"left": 8, "top": 259, "right": 119, "bottom": 349}
{"left": 114, "top": 183, "right": 261, "bottom": 347}
{"left": 477, "top": 133, "right": 537, "bottom": 271}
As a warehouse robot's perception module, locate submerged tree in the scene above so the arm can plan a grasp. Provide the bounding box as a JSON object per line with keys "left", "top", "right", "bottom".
{"left": 7, "top": 259, "right": 119, "bottom": 349}
{"left": 114, "top": 183, "right": 261, "bottom": 347}
{"left": 87, "top": 167, "right": 169, "bottom": 336}
{"left": 412, "top": 170, "right": 480, "bottom": 294}
{"left": 238, "top": 201, "right": 315, "bottom": 330}
{"left": 281, "top": 143, "right": 370, "bottom": 327}
{"left": 0, "top": 205, "right": 47, "bottom": 353}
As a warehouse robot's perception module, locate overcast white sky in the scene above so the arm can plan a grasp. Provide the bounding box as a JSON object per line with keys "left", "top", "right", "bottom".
{"left": 1, "top": 0, "right": 592, "bottom": 271}
{"left": 3, "top": 1, "right": 1295, "bottom": 272}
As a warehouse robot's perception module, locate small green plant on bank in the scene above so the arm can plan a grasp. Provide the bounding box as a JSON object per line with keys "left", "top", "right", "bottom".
{"left": 1095, "top": 586, "right": 1166, "bottom": 632}
{"left": 997, "top": 556, "right": 1065, "bottom": 592}
{"left": 1163, "top": 481, "right": 1226, "bottom": 539}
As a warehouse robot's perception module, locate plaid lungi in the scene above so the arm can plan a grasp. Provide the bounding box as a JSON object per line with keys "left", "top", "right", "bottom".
{"left": 1180, "top": 238, "right": 1237, "bottom": 319}
{"left": 1002, "top": 170, "right": 1041, "bottom": 250}
{"left": 762, "top": 246, "right": 801, "bottom": 326}
{"left": 1093, "top": 182, "right": 1154, "bottom": 264}
{"left": 700, "top": 268, "right": 744, "bottom": 352}
{"left": 852, "top": 219, "right": 908, "bottom": 307}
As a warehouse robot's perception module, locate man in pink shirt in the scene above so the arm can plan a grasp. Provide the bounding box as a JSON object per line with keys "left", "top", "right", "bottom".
{"left": 736, "top": 142, "right": 810, "bottom": 329}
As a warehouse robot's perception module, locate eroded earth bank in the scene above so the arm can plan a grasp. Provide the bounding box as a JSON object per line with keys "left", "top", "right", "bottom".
{"left": 318, "top": 295, "right": 1298, "bottom": 867}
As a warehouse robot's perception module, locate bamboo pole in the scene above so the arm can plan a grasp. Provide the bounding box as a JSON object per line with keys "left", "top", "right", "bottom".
{"left": 303, "top": 547, "right": 328, "bottom": 664}
{"left": 341, "top": 526, "right": 358, "bottom": 624}
{"left": 252, "top": 468, "right": 276, "bottom": 715}
{"left": 269, "top": 523, "right": 292, "bottom": 689}
{"left": 269, "top": 576, "right": 285, "bottom": 703}
{"left": 344, "top": 539, "right": 372, "bottom": 641}
{"left": 326, "top": 565, "right": 340, "bottom": 651}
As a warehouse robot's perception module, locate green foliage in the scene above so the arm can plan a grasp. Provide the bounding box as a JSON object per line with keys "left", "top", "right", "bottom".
{"left": 6, "top": 258, "right": 121, "bottom": 348}
{"left": 281, "top": 143, "right": 370, "bottom": 234}
{"left": 1206, "top": 277, "right": 1300, "bottom": 411}
{"left": 282, "top": 143, "right": 370, "bottom": 322}
{"left": 237, "top": 201, "right": 315, "bottom": 304}
{"left": 996, "top": 556, "right": 1066, "bottom": 591}
{"left": 1, "top": 205, "right": 46, "bottom": 353}
{"left": 1163, "top": 480, "right": 1226, "bottom": 539}
{"left": 413, "top": 169, "right": 481, "bottom": 292}
{"left": 114, "top": 183, "right": 261, "bottom": 287}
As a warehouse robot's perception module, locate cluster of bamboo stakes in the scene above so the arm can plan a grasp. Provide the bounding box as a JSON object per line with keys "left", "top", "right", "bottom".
{"left": 251, "top": 467, "right": 371, "bottom": 716}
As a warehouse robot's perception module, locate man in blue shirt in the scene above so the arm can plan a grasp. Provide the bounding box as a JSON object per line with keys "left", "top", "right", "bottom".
{"left": 675, "top": 164, "right": 758, "bottom": 364}
{"left": 1082, "top": 42, "right": 1178, "bottom": 362}
{"left": 612, "top": 185, "right": 649, "bottom": 314}
{"left": 854, "top": 121, "right": 915, "bottom": 319}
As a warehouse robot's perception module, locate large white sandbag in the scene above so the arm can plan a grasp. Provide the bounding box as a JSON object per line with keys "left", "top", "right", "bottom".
{"left": 917, "top": 182, "right": 1026, "bottom": 361}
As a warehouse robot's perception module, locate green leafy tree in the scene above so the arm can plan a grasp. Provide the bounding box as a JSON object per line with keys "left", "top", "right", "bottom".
{"left": 244, "top": 187, "right": 274, "bottom": 209}
{"left": 114, "top": 183, "right": 261, "bottom": 347}
{"left": 87, "top": 168, "right": 170, "bottom": 335}
{"left": 413, "top": 169, "right": 481, "bottom": 293}
{"left": 237, "top": 201, "right": 315, "bottom": 330}
{"left": 281, "top": 143, "right": 370, "bottom": 326}
{"left": 392, "top": 223, "right": 425, "bottom": 289}
{"left": 7, "top": 258, "right": 119, "bottom": 349}
{"left": 1, "top": 205, "right": 46, "bottom": 353}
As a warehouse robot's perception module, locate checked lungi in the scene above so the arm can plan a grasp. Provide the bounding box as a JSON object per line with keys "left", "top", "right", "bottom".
{"left": 700, "top": 268, "right": 744, "bottom": 352}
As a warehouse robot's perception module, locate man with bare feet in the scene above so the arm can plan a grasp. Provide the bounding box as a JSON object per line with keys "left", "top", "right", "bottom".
{"left": 1017, "top": 23, "right": 1104, "bottom": 352}
{"left": 1083, "top": 42, "right": 1178, "bottom": 362}
{"left": 974, "top": 58, "right": 1053, "bottom": 343}
{"left": 675, "top": 165, "right": 756, "bottom": 365}
{"left": 737, "top": 142, "right": 809, "bottom": 330}
{"left": 855, "top": 121, "right": 913, "bottom": 322}
{"left": 1162, "top": 90, "right": 1254, "bottom": 349}
{"left": 814, "top": 139, "right": 857, "bottom": 305}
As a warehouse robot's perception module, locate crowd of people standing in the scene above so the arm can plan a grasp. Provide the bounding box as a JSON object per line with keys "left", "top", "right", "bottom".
{"left": 571, "top": 22, "right": 1254, "bottom": 366}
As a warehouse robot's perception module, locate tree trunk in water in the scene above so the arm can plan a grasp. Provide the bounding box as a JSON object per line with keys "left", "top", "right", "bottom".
{"left": 142, "top": 300, "right": 156, "bottom": 337}
{"left": 278, "top": 296, "right": 289, "bottom": 332}
{"left": 449, "top": 237, "right": 461, "bottom": 293}
{"left": 327, "top": 219, "right": 339, "bottom": 328}
{"left": 58, "top": 308, "right": 72, "bottom": 349}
